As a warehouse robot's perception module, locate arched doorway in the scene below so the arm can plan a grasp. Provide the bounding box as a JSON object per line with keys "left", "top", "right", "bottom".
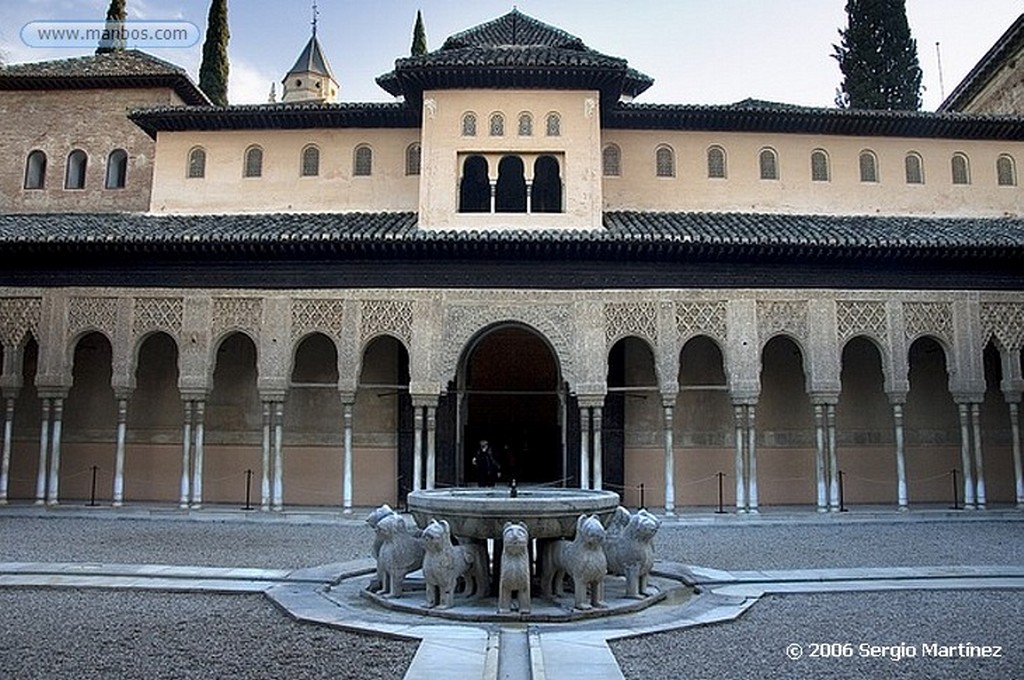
{"left": 455, "top": 325, "right": 564, "bottom": 485}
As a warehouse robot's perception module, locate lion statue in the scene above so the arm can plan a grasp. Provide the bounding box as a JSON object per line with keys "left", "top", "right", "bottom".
{"left": 541, "top": 513, "right": 607, "bottom": 610}
{"left": 421, "top": 519, "right": 488, "bottom": 609}
{"left": 603, "top": 506, "right": 660, "bottom": 599}
{"left": 497, "top": 521, "right": 531, "bottom": 614}
{"left": 373, "top": 511, "right": 425, "bottom": 598}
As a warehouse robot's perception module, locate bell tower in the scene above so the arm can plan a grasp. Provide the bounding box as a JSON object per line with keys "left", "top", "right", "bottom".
{"left": 281, "top": 1, "right": 339, "bottom": 103}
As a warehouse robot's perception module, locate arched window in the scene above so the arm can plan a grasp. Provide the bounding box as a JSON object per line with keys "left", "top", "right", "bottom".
{"left": 405, "top": 143, "right": 421, "bottom": 176}
{"left": 462, "top": 112, "right": 477, "bottom": 137}
{"left": 353, "top": 145, "right": 373, "bottom": 176}
{"left": 759, "top": 148, "right": 778, "bottom": 180}
{"left": 243, "top": 145, "right": 263, "bottom": 178}
{"left": 459, "top": 155, "right": 490, "bottom": 212}
{"left": 904, "top": 152, "right": 924, "bottom": 184}
{"left": 707, "top": 145, "right": 726, "bottom": 179}
{"left": 996, "top": 154, "right": 1016, "bottom": 186}
{"left": 301, "top": 145, "right": 320, "bottom": 177}
{"left": 495, "top": 156, "right": 526, "bottom": 212}
{"left": 65, "top": 149, "right": 87, "bottom": 189}
{"left": 655, "top": 145, "right": 675, "bottom": 178}
{"left": 24, "top": 150, "right": 47, "bottom": 189}
{"left": 489, "top": 113, "right": 505, "bottom": 137}
{"left": 602, "top": 144, "right": 621, "bottom": 177}
{"left": 810, "top": 149, "right": 830, "bottom": 182}
{"left": 859, "top": 150, "right": 878, "bottom": 182}
{"left": 105, "top": 149, "right": 128, "bottom": 189}
{"left": 187, "top": 147, "right": 206, "bottom": 178}
{"left": 951, "top": 153, "right": 970, "bottom": 185}
{"left": 517, "top": 113, "right": 533, "bottom": 136}
{"left": 546, "top": 112, "right": 560, "bottom": 137}
{"left": 531, "top": 155, "right": 562, "bottom": 213}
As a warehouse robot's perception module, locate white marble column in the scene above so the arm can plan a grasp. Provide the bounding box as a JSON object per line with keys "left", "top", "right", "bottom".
{"left": 970, "top": 403, "right": 985, "bottom": 509}
{"left": 179, "top": 400, "right": 192, "bottom": 509}
{"left": 827, "top": 404, "right": 839, "bottom": 512}
{"left": 0, "top": 397, "right": 15, "bottom": 504}
{"left": 342, "top": 402, "right": 354, "bottom": 513}
{"left": 1009, "top": 402, "right": 1023, "bottom": 508}
{"left": 747, "top": 405, "right": 758, "bottom": 512}
{"left": 592, "top": 406, "right": 603, "bottom": 491}
{"left": 663, "top": 403, "right": 675, "bottom": 515}
{"left": 892, "top": 402, "right": 908, "bottom": 510}
{"left": 814, "top": 403, "right": 827, "bottom": 511}
{"left": 190, "top": 400, "right": 205, "bottom": 508}
{"left": 112, "top": 397, "right": 128, "bottom": 507}
{"left": 260, "top": 402, "right": 271, "bottom": 510}
{"left": 580, "top": 407, "right": 591, "bottom": 490}
{"left": 412, "top": 407, "right": 424, "bottom": 492}
{"left": 957, "top": 403, "right": 976, "bottom": 509}
{"left": 426, "top": 405, "right": 437, "bottom": 491}
{"left": 272, "top": 401, "right": 284, "bottom": 511}
{"left": 733, "top": 404, "right": 746, "bottom": 512}
{"left": 46, "top": 397, "right": 64, "bottom": 506}
{"left": 35, "top": 398, "right": 50, "bottom": 505}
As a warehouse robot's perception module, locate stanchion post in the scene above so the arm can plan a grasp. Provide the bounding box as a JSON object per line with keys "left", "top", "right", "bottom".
{"left": 715, "top": 471, "right": 726, "bottom": 514}
{"left": 639, "top": 483, "right": 645, "bottom": 510}
{"left": 89, "top": 465, "right": 98, "bottom": 507}
{"left": 838, "top": 470, "right": 847, "bottom": 512}
{"left": 951, "top": 468, "right": 960, "bottom": 510}
{"left": 243, "top": 468, "right": 254, "bottom": 511}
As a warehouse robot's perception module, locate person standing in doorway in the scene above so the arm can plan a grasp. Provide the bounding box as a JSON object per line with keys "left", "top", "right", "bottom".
{"left": 472, "top": 439, "right": 501, "bottom": 487}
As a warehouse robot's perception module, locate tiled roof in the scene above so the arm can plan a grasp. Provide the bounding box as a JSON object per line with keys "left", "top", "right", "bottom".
{"left": 286, "top": 35, "right": 335, "bottom": 80}
{"left": 0, "top": 49, "right": 208, "bottom": 105}
{"left": 442, "top": 9, "right": 587, "bottom": 50}
{"left": 940, "top": 13, "right": 1024, "bottom": 112}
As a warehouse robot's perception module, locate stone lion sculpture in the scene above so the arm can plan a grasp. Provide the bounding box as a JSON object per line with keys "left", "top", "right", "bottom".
{"left": 603, "top": 506, "right": 660, "bottom": 599}
{"left": 541, "top": 513, "right": 607, "bottom": 610}
{"left": 497, "top": 521, "right": 531, "bottom": 614}
{"left": 366, "top": 503, "right": 401, "bottom": 592}
{"left": 421, "top": 519, "right": 488, "bottom": 609}
{"left": 374, "top": 511, "right": 425, "bottom": 598}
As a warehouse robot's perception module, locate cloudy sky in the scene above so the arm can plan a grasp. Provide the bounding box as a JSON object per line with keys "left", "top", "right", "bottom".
{"left": 1, "top": 1, "right": 1020, "bottom": 110}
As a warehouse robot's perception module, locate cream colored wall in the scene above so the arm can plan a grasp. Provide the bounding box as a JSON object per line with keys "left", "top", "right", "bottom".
{"left": 418, "top": 89, "right": 603, "bottom": 229}
{"left": 602, "top": 130, "right": 1024, "bottom": 217}
{"left": 149, "top": 128, "right": 421, "bottom": 213}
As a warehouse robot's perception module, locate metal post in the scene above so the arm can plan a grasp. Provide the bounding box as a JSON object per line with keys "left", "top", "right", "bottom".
{"left": 716, "top": 471, "right": 725, "bottom": 514}
{"left": 951, "top": 468, "right": 960, "bottom": 510}
{"left": 89, "top": 465, "right": 98, "bottom": 507}
{"left": 243, "top": 469, "right": 254, "bottom": 511}
{"left": 639, "top": 482, "right": 645, "bottom": 510}
{"left": 838, "top": 470, "right": 847, "bottom": 512}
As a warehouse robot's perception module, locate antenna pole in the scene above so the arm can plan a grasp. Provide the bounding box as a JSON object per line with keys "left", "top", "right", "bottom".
{"left": 935, "top": 41, "right": 946, "bottom": 102}
{"left": 312, "top": 0, "right": 319, "bottom": 38}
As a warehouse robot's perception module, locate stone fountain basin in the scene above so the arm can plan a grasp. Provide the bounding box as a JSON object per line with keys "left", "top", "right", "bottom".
{"left": 406, "top": 487, "right": 620, "bottom": 540}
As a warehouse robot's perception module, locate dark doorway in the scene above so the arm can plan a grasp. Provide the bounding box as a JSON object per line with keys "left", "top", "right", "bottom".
{"left": 531, "top": 155, "right": 562, "bottom": 213}
{"left": 495, "top": 156, "right": 527, "bottom": 213}
{"left": 459, "top": 155, "right": 490, "bottom": 213}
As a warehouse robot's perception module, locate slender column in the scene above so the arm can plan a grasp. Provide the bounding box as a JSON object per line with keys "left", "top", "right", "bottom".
{"left": 112, "top": 398, "right": 128, "bottom": 507}
{"left": 342, "top": 403, "right": 354, "bottom": 513}
{"left": 592, "top": 406, "right": 603, "bottom": 491}
{"left": 35, "top": 398, "right": 51, "bottom": 505}
{"left": 663, "top": 404, "right": 675, "bottom": 515}
{"left": 957, "top": 403, "right": 976, "bottom": 509}
{"left": 489, "top": 180, "right": 497, "bottom": 213}
{"left": 747, "top": 405, "right": 758, "bottom": 512}
{"left": 971, "top": 403, "right": 985, "bottom": 509}
{"left": 813, "top": 404, "right": 827, "bottom": 511}
{"left": 179, "top": 401, "right": 192, "bottom": 508}
{"left": 525, "top": 180, "right": 533, "bottom": 214}
{"left": 579, "top": 407, "right": 591, "bottom": 490}
{"left": 272, "top": 401, "right": 284, "bottom": 511}
{"left": 191, "top": 400, "right": 205, "bottom": 508}
{"left": 0, "top": 397, "right": 15, "bottom": 504}
{"left": 425, "top": 406, "right": 437, "bottom": 491}
{"left": 46, "top": 398, "right": 63, "bottom": 506}
{"left": 260, "top": 402, "right": 271, "bottom": 510}
{"left": 1010, "top": 402, "right": 1023, "bottom": 508}
{"left": 412, "top": 407, "right": 424, "bottom": 492}
{"left": 827, "top": 404, "right": 840, "bottom": 512}
{"left": 733, "top": 405, "right": 746, "bottom": 512}
{"left": 893, "top": 403, "right": 908, "bottom": 510}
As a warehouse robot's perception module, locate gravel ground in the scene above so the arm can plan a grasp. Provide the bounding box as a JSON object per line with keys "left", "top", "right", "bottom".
{"left": 0, "top": 589, "right": 417, "bottom": 680}
{"left": 612, "top": 590, "right": 1024, "bottom": 680}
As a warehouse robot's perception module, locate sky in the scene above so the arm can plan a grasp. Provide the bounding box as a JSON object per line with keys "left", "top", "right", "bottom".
{"left": 1, "top": 1, "right": 1021, "bottom": 111}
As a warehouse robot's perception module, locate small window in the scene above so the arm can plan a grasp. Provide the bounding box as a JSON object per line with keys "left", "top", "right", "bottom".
{"left": 244, "top": 145, "right": 263, "bottom": 178}
{"left": 406, "top": 143, "right": 421, "bottom": 176}
{"left": 354, "top": 145, "right": 373, "bottom": 176}
{"left": 489, "top": 113, "right": 505, "bottom": 137}
{"left": 301, "top": 145, "right": 320, "bottom": 177}
{"left": 602, "top": 144, "right": 621, "bottom": 177}
{"left": 517, "top": 113, "right": 533, "bottom": 136}
{"left": 24, "top": 150, "right": 47, "bottom": 189}
{"left": 707, "top": 146, "right": 726, "bottom": 179}
{"left": 655, "top": 145, "right": 675, "bottom": 177}
{"left": 951, "top": 153, "right": 970, "bottom": 185}
{"left": 187, "top": 147, "right": 206, "bottom": 179}
{"left": 810, "top": 150, "right": 830, "bottom": 182}
{"left": 546, "top": 112, "right": 560, "bottom": 137}
{"left": 105, "top": 149, "right": 128, "bottom": 189}
{"left": 65, "top": 149, "right": 87, "bottom": 189}
{"left": 859, "top": 151, "right": 878, "bottom": 183}
{"left": 996, "top": 154, "right": 1016, "bottom": 187}
{"left": 904, "top": 152, "right": 924, "bottom": 184}
{"left": 759, "top": 148, "right": 778, "bottom": 180}
{"left": 462, "top": 112, "right": 477, "bottom": 137}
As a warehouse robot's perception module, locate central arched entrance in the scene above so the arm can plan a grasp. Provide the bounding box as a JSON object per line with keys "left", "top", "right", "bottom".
{"left": 454, "top": 325, "right": 565, "bottom": 485}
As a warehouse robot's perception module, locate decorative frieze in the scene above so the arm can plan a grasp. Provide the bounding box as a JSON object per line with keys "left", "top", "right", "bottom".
{"left": 360, "top": 299, "right": 413, "bottom": 347}
{"left": 133, "top": 297, "right": 184, "bottom": 337}
{"left": 980, "top": 302, "right": 1024, "bottom": 351}
{"left": 836, "top": 300, "right": 887, "bottom": 344}
{"left": 0, "top": 297, "right": 41, "bottom": 347}
{"left": 675, "top": 301, "right": 727, "bottom": 344}
{"left": 291, "top": 298, "right": 346, "bottom": 340}
{"left": 757, "top": 300, "right": 808, "bottom": 344}
{"left": 605, "top": 301, "right": 658, "bottom": 347}
{"left": 212, "top": 297, "right": 262, "bottom": 337}
{"left": 904, "top": 301, "right": 953, "bottom": 344}
{"left": 68, "top": 296, "right": 118, "bottom": 338}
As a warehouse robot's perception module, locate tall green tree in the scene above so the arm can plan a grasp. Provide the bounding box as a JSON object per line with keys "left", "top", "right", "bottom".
{"left": 96, "top": 0, "right": 127, "bottom": 54}
{"left": 411, "top": 10, "right": 427, "bottom": 56}
{"left": 199, "top": 0, "right": 230, "bottom": 106}
{"left": 832, "top": 0, "right": 922, "bottom": 110}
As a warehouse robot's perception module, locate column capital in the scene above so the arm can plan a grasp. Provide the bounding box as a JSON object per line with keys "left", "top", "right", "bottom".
{"left": 113, "top": 387, "right": 135, "bottom": 401}
{"left": 37, "top": 387, "right": 69, "bottom": 400}
{"left": 886, "top": 391, "right": 908, "bottom": 405}
{"left": 952, "top": 393, "right": 986, "bottom": 405}
{"left": 577, "top": 394, "right": 605, "bottom": 409}
{"left": 180, "top": 390, "right": 209, "bottom": 402}
{"left": 809, "top": 391, "right": 840, "bottom": 406}
{"left": 337, "top": 391, "right": 356, "bottom": 405}
{"left": 258, "top": 390, "right": 287, "bottom": 403}
{"left": 411, "top": 394, "right": 439, "bottom": 409}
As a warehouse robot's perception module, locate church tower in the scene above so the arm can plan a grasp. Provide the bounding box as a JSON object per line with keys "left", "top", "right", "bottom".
{"left": 281, "top": 4, "right": 339, "bottom": 103}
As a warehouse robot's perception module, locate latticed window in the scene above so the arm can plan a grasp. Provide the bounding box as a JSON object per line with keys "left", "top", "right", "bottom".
{"left": 707, "top": 146, "right": 726, "bottom": 178}
{"left": 244, "top": 145, "right": 263, "bottom": 178}
{"left": 354, "top": 145, "right": 373, "bottom": 176}
{"left": 810, "top": 150, "right": 829, "bottom": 182}
{"left": 759, "top": 148, "right": 778, "bottom": 180}
{"left": 602, "top": 144, "right": 621, "bottom": 177}
{"left": 655, "top": 145, "right": 675, "bottom": 177}
{"left": 187, "top": 147, "right": 206, "bottom": 178}
{"left": 24, "top": 150, "right": 46, "bottom": 189}
{"left": 105, "top": 149, "right": 128, "bottom": 189}
{"left": 65, "top": 149, "right": 87, "bottom": 189}
{"left": 489, "top": 113, "right": 505, "bottom": 137}
{"left": 904, "top": 153, "right": 923, "bottom": 184}
{"left": 996, "top": 154, "right": 1016, "bottom": 186}
{"left": 406, "top": 143, "right": 421, "bottom": 176}
{"left": 546, "top": 113, "right": 560, "bottom": 136}
{"left": 518, "top": 113, "right": 533, "bottom": 136}
{"left": 462, "top": 112, "right": 477, "bottom": 137}
{"left": 301, "top": 145, "right": 320, "bottom": 177}
{"left": 859, "top": 151, "right": 878, "bottom": 182}
{"left": 951, "top": 153, "right": 970, "bottom": 185}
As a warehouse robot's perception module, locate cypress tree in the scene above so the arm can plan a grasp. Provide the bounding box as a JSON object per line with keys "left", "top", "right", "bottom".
{"left": 96, "top": 0, "right": 127, "bottom": 54}
{"left": 199, "top": 0, "right": 230, "bottom": 106}
{"left": 832, "top": 0, "right": 922, "bottom": 110}
{"left": 411, "top": 10, "right": 427, "bottom": 56}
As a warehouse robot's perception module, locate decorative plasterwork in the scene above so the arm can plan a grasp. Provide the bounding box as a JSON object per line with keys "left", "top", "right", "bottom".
{"left": 904, "top": 301, "right": 954, "bottom": 345}
{"left": 360, "top": 299, "right": 413, "bottom": 348}
{"left": 605, "top": 301, "right": 658, "bottom": 347}
{"left": 676, "top": 300, "right": 727, "bottom": 345}
{"left": 68, "top": 296, "right": 118, "bottom": 339}
{"left": 133, "top": 297, "right": 184, "bottom": 338}
{"left": 757, "top": 300, "right": 808, "bottom": 345}
{"left": 0, "top": 297, "right": 41, "bottom": 347}
{"left": 981, "top": 302, "right": 1024, "bottom": 351}
{"left": 212, "top": 297, "right": 262, "bottom": 338}
{"left": 292, "top": 298, "right": 345, "bottom": 340}
{"left": 836, "top": 300, "right": 888, "bottom": 345}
